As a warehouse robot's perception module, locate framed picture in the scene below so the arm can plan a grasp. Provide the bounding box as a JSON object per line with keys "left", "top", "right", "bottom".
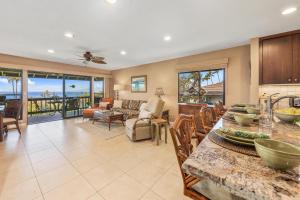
{"left": 131, "top": 75, "right": 147, "bottom": 93}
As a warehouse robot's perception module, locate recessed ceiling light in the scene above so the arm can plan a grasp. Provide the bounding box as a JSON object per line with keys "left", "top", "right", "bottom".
{"left": 282, "top": 7, "right": 297, "bottom": 15}
{"left": 106, "top": 0, "right": 117, "bottom": 4}
{"left": 164, "top": 35, "right": 172, "bottom": 42}
{"left": 120, "top": 50, "right": 127, "bottom": 55}
{"left": 64, "top": 32, "right": 74, "bottom": 38}
{"left": 47, "top": 49, "right": 55, "bottom": 54}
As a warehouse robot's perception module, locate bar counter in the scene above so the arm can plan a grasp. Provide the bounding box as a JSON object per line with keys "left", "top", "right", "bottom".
{"left": 182, "top": 117, "right": 300, "bottom": 200}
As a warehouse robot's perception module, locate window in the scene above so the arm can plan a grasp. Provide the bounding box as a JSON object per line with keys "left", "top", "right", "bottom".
{"left": 0, "top": 67, "right": 22, "bottom": 100}
{"left": 178, "top": 68, "right": 225, "bottom": 104}
{"left": 94, "top": 77, "right": 104, "bottom": 103}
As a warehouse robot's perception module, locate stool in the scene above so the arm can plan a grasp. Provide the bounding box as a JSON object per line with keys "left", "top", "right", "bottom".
{"left": 151, "top": 118, "right": 168, "bottom": 146}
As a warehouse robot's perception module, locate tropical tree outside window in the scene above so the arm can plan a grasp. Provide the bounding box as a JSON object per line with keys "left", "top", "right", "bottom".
{"left": 0, "top": 68, "right": 22, "bottom": 100}
{"left": 94, "top": 77, "right": 104, "bottom": 104}
{"left": 178, "top": 68, "right": 225, "bottom": 104}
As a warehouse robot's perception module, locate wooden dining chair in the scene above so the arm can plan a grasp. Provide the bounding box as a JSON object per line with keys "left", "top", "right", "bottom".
{"left": 199, "top": 107, "right": 215, "bottom": 135}
{"left": 4, "top": 100, "right": 22, "bottom": 134}
{"left": 170, "top": 114, "right": 208, "bottom": 200}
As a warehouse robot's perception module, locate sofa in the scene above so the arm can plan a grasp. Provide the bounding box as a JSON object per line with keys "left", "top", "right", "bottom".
{"left": 125, "top": 97, "right": 165, "bottom": 141}
{"left": 82, "top": 98, "right": 113, "bottom": 119}
{"left": 111, "top": 99, "right": 147, "bottom": 120}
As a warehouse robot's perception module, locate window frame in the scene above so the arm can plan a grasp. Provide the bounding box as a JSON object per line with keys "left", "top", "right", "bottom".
{"left": 178, "top": 68, "right": 225, "bottom": 105}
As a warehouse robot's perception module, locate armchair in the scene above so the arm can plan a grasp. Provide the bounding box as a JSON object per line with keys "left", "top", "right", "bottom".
{"left": 126, "top": 97, "right": 165, "bottom": 141}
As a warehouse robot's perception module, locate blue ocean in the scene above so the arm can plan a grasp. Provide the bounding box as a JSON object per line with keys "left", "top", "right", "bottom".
{"left": 0, "top": 92, "right": 89, "bottom": 99}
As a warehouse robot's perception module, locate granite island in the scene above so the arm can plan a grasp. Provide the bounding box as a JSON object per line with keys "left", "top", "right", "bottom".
{"left": 182, "top": 117, "right": 300, "bottom": 200}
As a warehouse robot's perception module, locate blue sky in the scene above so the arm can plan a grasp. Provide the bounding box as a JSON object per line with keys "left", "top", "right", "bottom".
{"left": 0, "top": 77, "right": 104, "bottom": 94}
{"left": 0, "top": 77, "right": 21, "bottom": 93}
{"left": 28, "top": 78, "right": 91, "bottom": 93}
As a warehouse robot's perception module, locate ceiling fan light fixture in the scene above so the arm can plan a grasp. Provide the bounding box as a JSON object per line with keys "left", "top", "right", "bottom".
{"left": 106, "top": 0, "right": 117, "bottom": 4}
{"left": 64, "top": 32, "right": 74, "bottom": 38}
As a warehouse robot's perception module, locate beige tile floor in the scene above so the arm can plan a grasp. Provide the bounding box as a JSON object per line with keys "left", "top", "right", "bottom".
{"left": 0, "top": 118, "right": 191, "bottom": 200}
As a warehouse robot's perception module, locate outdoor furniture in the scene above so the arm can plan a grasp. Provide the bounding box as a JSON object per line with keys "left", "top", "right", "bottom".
{"left": 83, "top": 97, "right": 113, "bottom": 119}
{"left": 126, "top": 97, "right": 165, "bottom": 141}
{"left": 3, "top": 100, "right": 22, "bottom": 134}
{"left": 93, "top": 110, "right": 124, "bottom": 130}
{"left": 151, "top": 118, "right": 168, "bottom": 145}
{"left": 0, "top": 96, "right": 6, "bottom": 105}
{"left": 65, "top": 98, "right": 80, "bottom": 116}
{"left": 0, "top": 105, "right": 5, "bottom": 141}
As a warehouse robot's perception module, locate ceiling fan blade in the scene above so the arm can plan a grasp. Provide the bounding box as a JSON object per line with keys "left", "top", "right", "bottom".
{"left": 92, "top": 59, "right": 107, "bottom": 64}
{"left": 92, "top": 56, "right": 104, "bottom": 60}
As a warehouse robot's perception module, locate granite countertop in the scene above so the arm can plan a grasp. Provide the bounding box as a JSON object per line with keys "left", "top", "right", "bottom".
{"left": 182, "top": 118, "right": 300, "bottom": 200}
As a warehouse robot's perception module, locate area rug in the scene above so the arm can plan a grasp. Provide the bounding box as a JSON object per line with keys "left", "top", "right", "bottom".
{"left": 77, "top": 120, "right": 126, "bottom": 140}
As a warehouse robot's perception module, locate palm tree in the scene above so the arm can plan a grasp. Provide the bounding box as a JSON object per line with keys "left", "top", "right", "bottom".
{"left": 207, "top": 71, "right": 214, "bottom": 84}
{"left": 7, "top": 77, "right": 20, "bottom": 98}
{"left": 213, "top": 70, "right": 221, "bottom": 82}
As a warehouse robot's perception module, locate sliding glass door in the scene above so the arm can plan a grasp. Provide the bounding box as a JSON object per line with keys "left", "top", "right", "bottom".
{"left": 63, "top": 75, "right": 91, "bottom": 118}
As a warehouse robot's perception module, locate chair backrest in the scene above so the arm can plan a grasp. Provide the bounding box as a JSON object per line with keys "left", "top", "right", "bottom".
{"left": 199, "top": 107, "right": 214, "bottom": 134}
{"left": 170, "top": 114, "right": 196, "bottom": 185}
{"left": 66, "top": 98, "right": 79, "bottom": 110}
{"left": 146, "top": 97, "right": 165, "bottom": 118}
{"left": 5, "top": 100, "right": 22, "bottom": 119}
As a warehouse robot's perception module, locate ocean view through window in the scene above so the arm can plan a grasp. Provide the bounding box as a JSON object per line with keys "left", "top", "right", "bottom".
{"left": 178, "top": 68, "right": 225, "bottom": 104}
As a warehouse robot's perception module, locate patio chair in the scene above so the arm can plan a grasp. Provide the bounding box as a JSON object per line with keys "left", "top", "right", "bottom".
{"left": 65, "top": 98, "right": 80, "bottom": 116}
{"left": 3, "top": 100, "right": 22, "bottom": 134}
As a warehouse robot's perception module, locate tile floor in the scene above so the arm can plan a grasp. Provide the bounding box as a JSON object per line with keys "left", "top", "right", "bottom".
{"left": 0, "top": 118, "right": 191, "bottom": 200}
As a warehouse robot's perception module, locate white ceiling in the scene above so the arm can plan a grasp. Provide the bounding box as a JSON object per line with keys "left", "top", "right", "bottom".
{"left": 0, "top": 0, "right": 300, "bottom": 70}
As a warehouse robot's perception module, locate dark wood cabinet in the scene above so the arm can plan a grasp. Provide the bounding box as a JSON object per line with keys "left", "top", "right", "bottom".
{"left": 260, "top": 30, "right": 300, "bottom": 84}
{"left": 293, "top": 34, "right": 300, "bottom": 83}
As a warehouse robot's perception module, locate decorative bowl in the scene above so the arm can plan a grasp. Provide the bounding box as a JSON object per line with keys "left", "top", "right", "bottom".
{"left": 274, "top": 112, "right": 300, "bottom": 122}
{"left": 246, "top": 107, "right": 260, "bottom": 114}
{"left": 254, "top": 139, "right": 300, "bottom": 170}
{"left": 233, "top": 113, "right": 256, "bottom": 126}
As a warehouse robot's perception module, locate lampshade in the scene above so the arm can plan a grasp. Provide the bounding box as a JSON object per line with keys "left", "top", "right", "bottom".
{"left": 155, "top": 87, "right": 165, "bottom": 97}
{"left": 113, "top": 84, "right": 124, "bottom": 91}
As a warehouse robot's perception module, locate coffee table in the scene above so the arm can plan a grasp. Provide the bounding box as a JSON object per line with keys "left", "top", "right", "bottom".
{"left": 92, "top": 110, "right": 124, "bottom": 131}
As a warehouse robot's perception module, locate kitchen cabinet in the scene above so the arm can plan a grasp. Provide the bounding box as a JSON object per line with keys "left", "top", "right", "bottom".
{"left": 259, "top": 30, "right": 300, "bottom": 84}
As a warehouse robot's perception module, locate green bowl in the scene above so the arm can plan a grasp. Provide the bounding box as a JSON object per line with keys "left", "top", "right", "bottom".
{"left": 233, "top": 113, "right": 256, "bottom": 126}
{"left": 274, "top": 112, "right": 300, "bottom": 122}
{"left": 255, "top": 139, "right": 300, "bottom": 170}
{"left": 246, "top": 107, "right": 260, "bottom": 114}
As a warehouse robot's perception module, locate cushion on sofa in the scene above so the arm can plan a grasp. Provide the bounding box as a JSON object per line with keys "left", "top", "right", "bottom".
{"left": 128, "top": 100, "right": 140, "bottom": 110}
{"left": 122, "top": 99, "right": 130, "bottom": 109}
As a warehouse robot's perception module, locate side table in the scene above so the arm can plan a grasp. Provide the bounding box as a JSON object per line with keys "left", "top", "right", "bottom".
{"left": 151, "top": 118, "right": 168, "bottom": 146}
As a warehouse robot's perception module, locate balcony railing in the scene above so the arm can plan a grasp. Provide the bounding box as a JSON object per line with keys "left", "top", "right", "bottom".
{"left": 28, "top": 96, "right": 91, "bottom": 116}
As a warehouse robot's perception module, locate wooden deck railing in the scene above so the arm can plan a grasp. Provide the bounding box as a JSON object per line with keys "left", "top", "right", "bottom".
{"left": 28, "top": 96, "right": 91, "bottom": 115}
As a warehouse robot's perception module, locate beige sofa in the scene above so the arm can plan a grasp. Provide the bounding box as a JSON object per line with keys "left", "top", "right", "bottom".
{"left": 111, "top": 99, "right": 147, "bottom": 120}
{"left": 125, "top": 97, "right": 165, "bottom": 141}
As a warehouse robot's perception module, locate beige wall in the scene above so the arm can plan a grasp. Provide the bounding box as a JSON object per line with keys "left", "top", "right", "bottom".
{"left": 0, "top": 53, "right": 112, "bottom": 124}
{"left": 112, "top": 45, "right": 251, "bottom": 120}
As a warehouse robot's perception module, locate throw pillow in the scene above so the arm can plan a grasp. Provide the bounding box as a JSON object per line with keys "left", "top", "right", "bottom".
{"left": 138, "top": 109, "right": 152, "bottom": 122}
{"left": 113, "top": 100, "right": 122, "bottom": 108}
{"left": 139, "top": 102, "right": 148, "bottom": 111}
{"left": 99, "top": 102, "right": 109, "bottom": 108}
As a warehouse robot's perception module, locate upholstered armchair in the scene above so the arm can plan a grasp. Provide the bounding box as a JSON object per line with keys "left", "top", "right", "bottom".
{"left": 126, "top": 97, "right": 165, "bottom": 141}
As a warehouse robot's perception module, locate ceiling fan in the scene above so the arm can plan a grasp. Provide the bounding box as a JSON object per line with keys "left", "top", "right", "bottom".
{"left": 79, "top": 51, "right": 107, "bottom": 64}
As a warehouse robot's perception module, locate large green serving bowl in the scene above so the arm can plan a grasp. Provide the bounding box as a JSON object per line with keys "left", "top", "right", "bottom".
{"left": 246, "top": 107, "right": 260, "bottom": 114}
{"left": 274, "top": 112, "right": 300, "bottom": 122}
{"left": 233, "top": 113, "right": 256, "bottom": 126}
{"left": 254, "top": 139, "right": 300, "bottom": 170}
